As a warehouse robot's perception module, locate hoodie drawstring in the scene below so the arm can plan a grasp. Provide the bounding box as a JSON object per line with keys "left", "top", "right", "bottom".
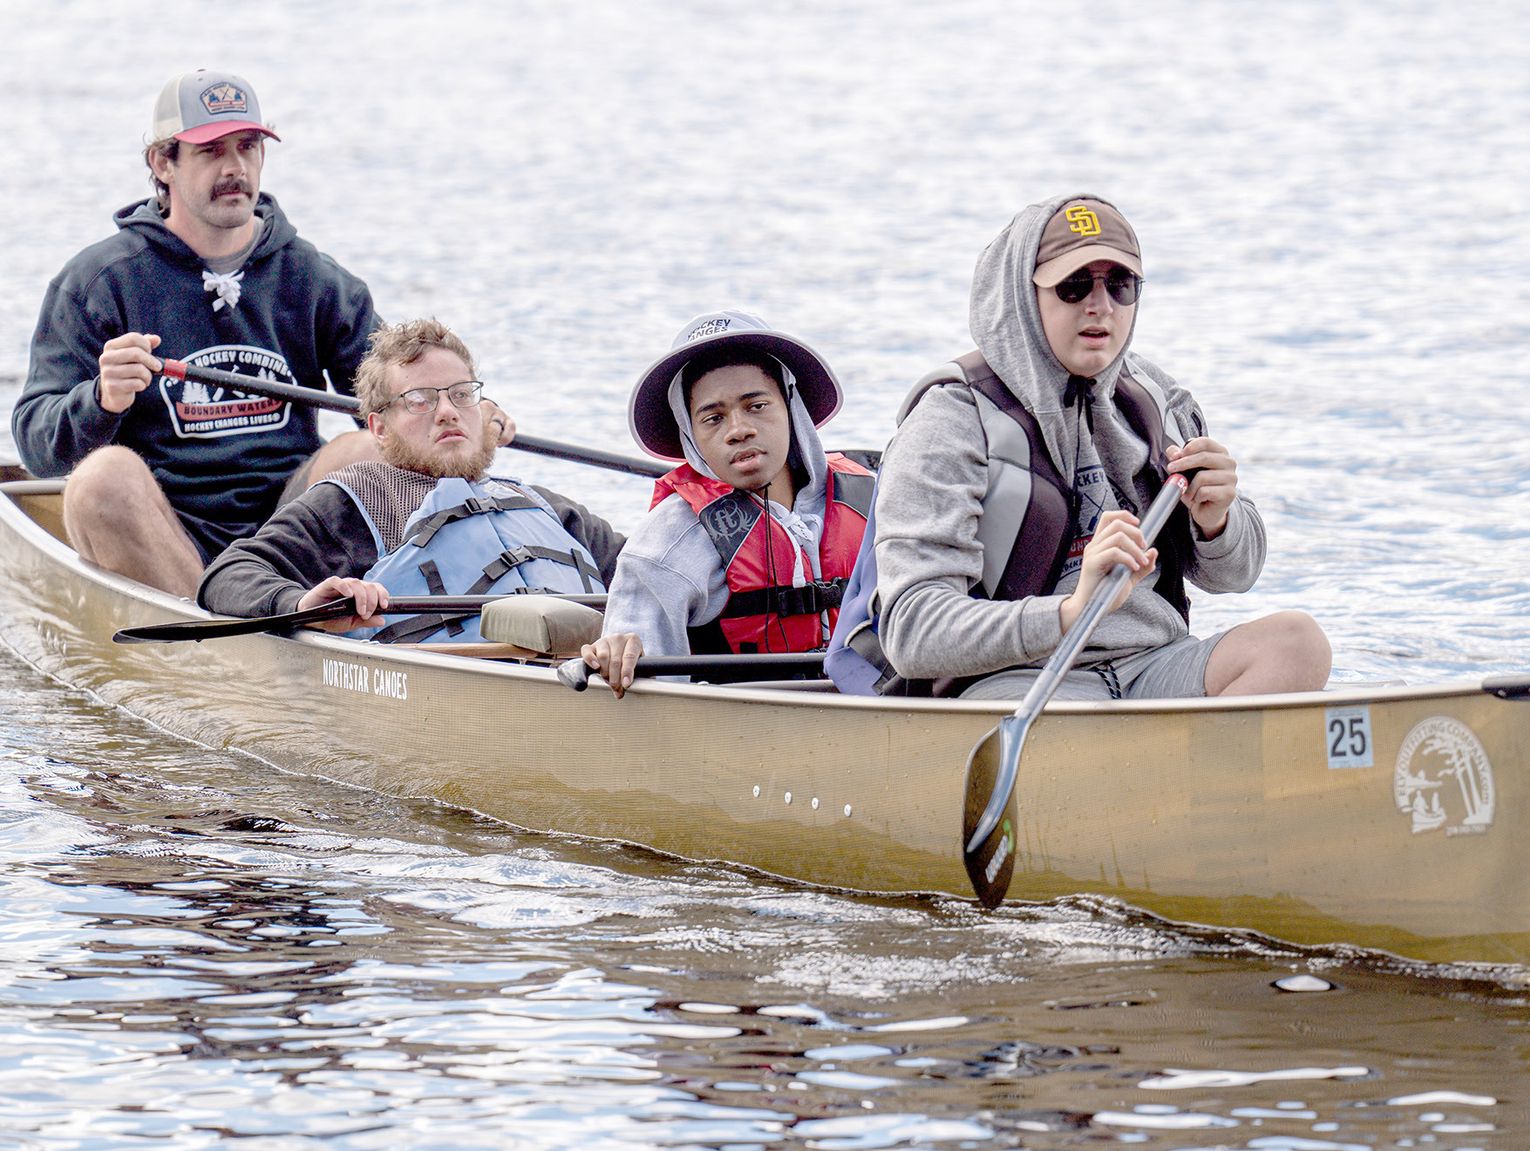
{"left": 203, "top": 269, "right": 244, "bottom": 312}
{"left": 1064, "top": 373, "right": 1095, "bottom": 435}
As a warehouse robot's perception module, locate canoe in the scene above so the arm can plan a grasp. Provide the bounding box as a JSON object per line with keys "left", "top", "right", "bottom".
{"left": 1, "top": 475, "right": 1527, "bottom": 967}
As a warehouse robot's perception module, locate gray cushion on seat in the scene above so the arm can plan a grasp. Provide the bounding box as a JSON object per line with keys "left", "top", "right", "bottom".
{"left": 480, "top": 597, "right": 604, "bottom": 655}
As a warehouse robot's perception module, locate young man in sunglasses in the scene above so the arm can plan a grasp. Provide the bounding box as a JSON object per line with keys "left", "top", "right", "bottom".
{"left": 197, "top": 319, "right": 622, "bottom": 643}
{"left": 837, "top": 194, "right": 1329, "bottom": 700}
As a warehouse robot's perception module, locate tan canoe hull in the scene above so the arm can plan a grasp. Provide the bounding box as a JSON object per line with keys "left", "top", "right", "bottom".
{"left": 2, "top": 480, "right": 1525, "bottom": 966}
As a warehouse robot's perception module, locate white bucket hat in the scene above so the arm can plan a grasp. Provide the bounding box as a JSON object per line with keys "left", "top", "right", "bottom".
{"left": 628, "top": 310, "right": 843, "bottom": 461}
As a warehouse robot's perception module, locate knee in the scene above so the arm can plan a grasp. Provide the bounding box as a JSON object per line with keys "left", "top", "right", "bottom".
{"left": 64, "top": 446, "right": 157, "bottom": 516}
{"left": 1271, "top": 610, "right": 1332, "bottom": 689}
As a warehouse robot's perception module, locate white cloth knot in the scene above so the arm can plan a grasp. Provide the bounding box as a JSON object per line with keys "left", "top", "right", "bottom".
{"left": 202, "top": 269, "right": 244, "bottom": 312}
{"left": 771, "top": 505, "right": 823, "bottom": 586}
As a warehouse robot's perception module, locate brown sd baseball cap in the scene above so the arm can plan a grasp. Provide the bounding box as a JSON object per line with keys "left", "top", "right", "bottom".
{"left": 1032, "top": 198, "right": 1142, "bottom": 287}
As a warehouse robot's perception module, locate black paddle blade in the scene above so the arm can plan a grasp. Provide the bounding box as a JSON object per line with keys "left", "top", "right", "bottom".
{"left": 112, "top": 598, "right": 360, "bottom": 643}
{"left": 961, "top": 714, "right": 1029, "bottom": 908}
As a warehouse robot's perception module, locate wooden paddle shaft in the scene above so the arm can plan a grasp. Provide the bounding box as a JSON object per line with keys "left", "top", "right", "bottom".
{"left": 157, "top": 358, "right": 668, "bottom": 477}
{"left": 965, "top": 471, "right": 1192, "bottom": 858}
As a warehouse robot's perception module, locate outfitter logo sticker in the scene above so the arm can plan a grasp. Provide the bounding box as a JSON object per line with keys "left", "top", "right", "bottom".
{"left": 1065, "top": 205, "right": 1102, "bottom": 237}
{"left": 1394, "top": 716, "right": 1494, "bottom": 835}
{"left": 157, "top": 344, "right": 293, "bottom": 439}
{"left": 200, "top": 81, "right": 250, "bottom": 117}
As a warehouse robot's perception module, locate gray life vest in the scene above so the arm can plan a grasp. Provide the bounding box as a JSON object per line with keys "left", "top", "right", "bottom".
{"left": 825, "top": 351, "right": 1193, "bottom": 696}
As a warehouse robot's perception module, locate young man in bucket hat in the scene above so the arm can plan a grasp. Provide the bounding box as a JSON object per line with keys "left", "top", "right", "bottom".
{"left": 13, "top": 70, "right": 512, "bottom": 597}
{"left": 837, "top": 194, "right": 1329, "bottom": 700}
{"left": 579, "top": 310, "right": 874, "bottom": 696}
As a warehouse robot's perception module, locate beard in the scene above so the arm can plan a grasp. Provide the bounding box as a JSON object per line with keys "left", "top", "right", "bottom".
{"left": 381, "top": 422, "right": 498, "bottom": 481}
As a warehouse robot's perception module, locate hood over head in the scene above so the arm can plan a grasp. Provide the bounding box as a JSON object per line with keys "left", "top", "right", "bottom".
{"left": 969, "top": 193, "right": 1143, "bottom": 481}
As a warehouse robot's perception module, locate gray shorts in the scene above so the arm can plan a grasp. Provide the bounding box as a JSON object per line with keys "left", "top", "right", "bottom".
{"left": 959, "top": 632, "right": 1228, "bottom": 703}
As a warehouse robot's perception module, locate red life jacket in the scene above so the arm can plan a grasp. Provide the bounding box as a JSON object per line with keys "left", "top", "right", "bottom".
{"left": 652, "top": 454, "right": 874, "bottom": 654}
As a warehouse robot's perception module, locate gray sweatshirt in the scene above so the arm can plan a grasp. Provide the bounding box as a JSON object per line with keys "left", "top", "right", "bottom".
{"left": 875, "top": 193, "right": 1266, "bottom": 682}
{"left": 600, "top": 369, "right": 836, "bottom": 656}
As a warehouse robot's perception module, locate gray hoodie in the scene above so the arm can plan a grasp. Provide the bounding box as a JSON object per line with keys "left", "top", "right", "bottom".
{"left": 875, "top": 193, "right": 1265, "bottom": 683}
{"left": 600, "top": 369, "right": 835, "bottom": 655}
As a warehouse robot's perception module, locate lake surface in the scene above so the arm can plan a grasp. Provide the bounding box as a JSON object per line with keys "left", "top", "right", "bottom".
{"left": 2, "top": 1, "right": 1528, "bottom": 1146}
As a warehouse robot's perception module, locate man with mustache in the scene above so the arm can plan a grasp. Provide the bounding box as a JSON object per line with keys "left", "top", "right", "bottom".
{"left": 12, "top": 70, "right": 513, "bottom": 597}
{"left": 197, "top": 319, "right": 623, "bottom": 643}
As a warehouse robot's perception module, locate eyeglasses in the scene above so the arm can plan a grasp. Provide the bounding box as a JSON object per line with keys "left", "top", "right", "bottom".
{"left": 379, "top": 381, "right": 483, "bottom": 415}
{"left": 1054, "top": 267, "right": 1143, "bottom": 306}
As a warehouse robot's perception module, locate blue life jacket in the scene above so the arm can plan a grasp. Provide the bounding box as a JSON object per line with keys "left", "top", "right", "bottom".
{"left": 344, "top": 476, "right": 605, "bottom": 644}
{"left": 825, "top": 351, "right": 1190, "bottom": 696}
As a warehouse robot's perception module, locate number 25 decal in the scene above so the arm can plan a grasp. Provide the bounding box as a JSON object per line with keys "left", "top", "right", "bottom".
{"left": 1325, "top": 706, "right": 1374, "bottom": 769}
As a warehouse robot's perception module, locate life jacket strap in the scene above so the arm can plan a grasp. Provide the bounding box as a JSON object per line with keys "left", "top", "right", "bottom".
{"left": 842, "top": 622, "right": 900, "bottom": 693}
{"left": 418, "top": 560, "right": 466, "bottom": 637}
{"left": 466, "top": 545, "right": 603, "bottom": 595}
{"left": 371, "top": 611, "right": 479, "bottom": 645}
{"left": 405, "top": 495, "right": 546, "bottom": 547}
{"left": 718, "top": 577, "right": 848, "bottom": 621}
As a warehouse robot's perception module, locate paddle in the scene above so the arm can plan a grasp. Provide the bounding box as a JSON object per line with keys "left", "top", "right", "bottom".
{"left": 961, "top": 471, "right": 1193, "bottom": 908}
{"left": 1483, "top": 674, "right": 1530, "bottom": 700}
{"left": 556, "top": 652, "right": 825, "bottom": 690}
{"left": 158, "top": 358, "right": 668, "bottom": 478}
{"left": 113, "top": 592, "right": 608, "bottom": 644}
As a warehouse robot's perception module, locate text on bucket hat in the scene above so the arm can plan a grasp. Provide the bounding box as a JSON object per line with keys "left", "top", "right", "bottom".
{"left": 152, "top": 70, "right": 280, "bottom": 145}
{"left": 1032, "top": 199, "right": 1141, "bottom": 288}
{"left": 628, "top": 310, "right": 843, "bottom": 462}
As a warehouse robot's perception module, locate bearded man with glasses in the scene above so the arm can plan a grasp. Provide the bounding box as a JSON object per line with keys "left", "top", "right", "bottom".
{"left": 197, "top": 319, "right": 623, "bottom": 643}
{"left": 829, "top": 194, "right": 1330, "bottom": 701}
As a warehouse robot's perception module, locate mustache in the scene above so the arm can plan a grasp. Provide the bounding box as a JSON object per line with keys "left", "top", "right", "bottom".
{"left": 211, "top": 178, "right": 253, "bottom": 198}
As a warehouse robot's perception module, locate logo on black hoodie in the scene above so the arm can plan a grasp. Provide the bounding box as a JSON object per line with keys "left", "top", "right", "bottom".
{"left": 159, "top": 344, "right": 294, "bottom": 438}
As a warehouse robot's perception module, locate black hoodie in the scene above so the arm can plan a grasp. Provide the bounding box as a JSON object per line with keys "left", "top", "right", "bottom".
{"left": 13, "top": 193, "right": 378, "bottom": 555}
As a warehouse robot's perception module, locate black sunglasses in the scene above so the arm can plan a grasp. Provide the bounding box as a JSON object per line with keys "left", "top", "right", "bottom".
{"left": 1054, "top": 266, "right": 1143, "bottom": 306}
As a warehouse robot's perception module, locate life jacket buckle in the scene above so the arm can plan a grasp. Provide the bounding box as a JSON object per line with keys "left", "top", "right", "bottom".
{"left": 498, "top": 545, "right": 535, "bottom": 569}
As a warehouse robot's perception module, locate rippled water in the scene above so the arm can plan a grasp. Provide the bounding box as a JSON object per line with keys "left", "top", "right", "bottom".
{"left": 3, "top": 1, "right": 1530, "bottom": 1146}
{"left": 3, "top": 651, "right": 1526, "bottom": 1148}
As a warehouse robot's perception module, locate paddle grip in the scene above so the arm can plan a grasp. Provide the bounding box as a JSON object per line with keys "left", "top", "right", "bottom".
{"left": 556, "top": 658, "right": 592, "bottom": 692}
{"left": 1037, "top": 471, "right": 1190, "bottom": 696}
